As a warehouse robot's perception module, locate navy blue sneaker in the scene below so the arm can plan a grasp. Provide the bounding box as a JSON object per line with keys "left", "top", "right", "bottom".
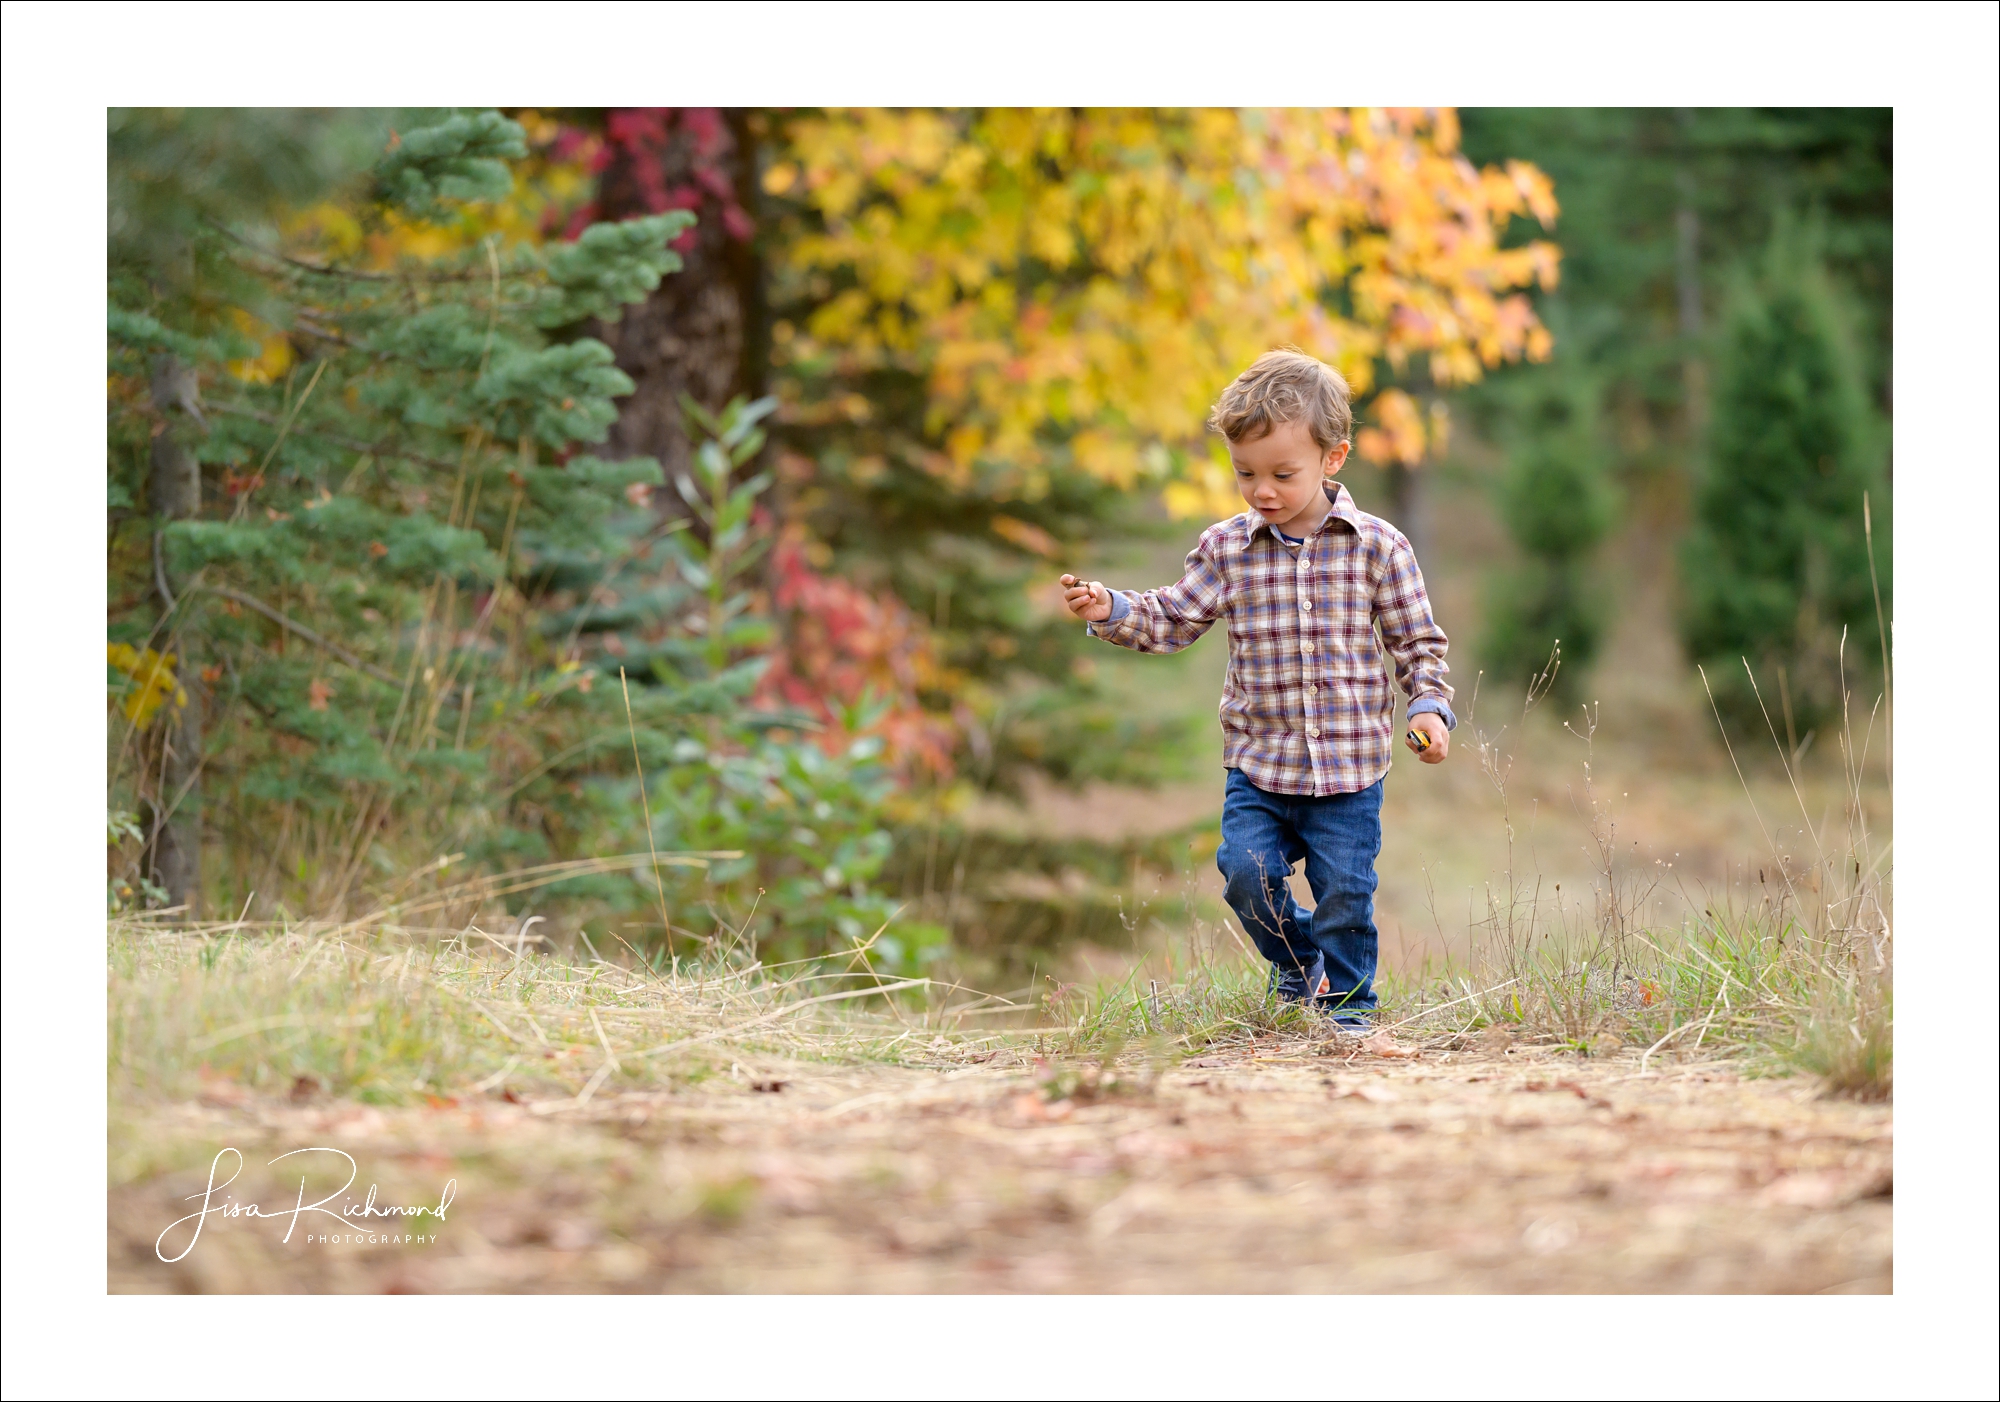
{"left": 1269, "top": 955, "right": 1327, "bottom": 1005}
{"left": 1310, "top": 984, "right": 1371, "bottom": 1029}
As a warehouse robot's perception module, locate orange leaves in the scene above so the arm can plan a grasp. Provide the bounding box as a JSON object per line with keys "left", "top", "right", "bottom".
{"left": 307, "top": 679, "right": 334, "bottom": 711}
{"left": 989, "top": 515, "right": 1059, "bottom": 558}
{"left": 1357, "top": 389, "right": 1427, "bottom": 467}
{"left": 777, "top": 108, "right": 1559, "bottom": 515}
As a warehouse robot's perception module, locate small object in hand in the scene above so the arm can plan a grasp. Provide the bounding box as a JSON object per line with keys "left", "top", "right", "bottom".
{"left": 1406, "top": 726, "right": 1431, "bottom": 753}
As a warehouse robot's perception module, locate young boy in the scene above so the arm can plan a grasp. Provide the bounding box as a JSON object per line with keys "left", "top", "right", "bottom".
{"left": 1060, "top": 350, "right": 1454, "bottom": 1028}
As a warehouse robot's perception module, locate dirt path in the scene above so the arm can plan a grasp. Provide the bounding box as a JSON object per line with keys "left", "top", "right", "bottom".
{"left": 111, "top": 1045, "right": 1890, "bottom": 1294}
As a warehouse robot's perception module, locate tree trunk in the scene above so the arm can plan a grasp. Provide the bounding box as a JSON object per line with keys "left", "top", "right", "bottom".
{"left": 141, "top": 682, "right": 203, "bottom": 910}
{"left": 145, "top": 354, "right": 205, "bottom": 911}
{"left": 1384, "top": 462, "right": 1428, "bottom": 569}
{"left": 589, "top": 108, "right": 757, "bottom": 495}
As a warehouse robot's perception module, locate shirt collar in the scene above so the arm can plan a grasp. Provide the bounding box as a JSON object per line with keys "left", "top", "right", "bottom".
{"left": 1240, "top": 481, "right": 1361, "bottom": 548}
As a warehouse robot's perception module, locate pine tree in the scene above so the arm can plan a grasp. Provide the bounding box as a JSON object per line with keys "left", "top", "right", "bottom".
{"left": 1679, "top": 226, "right": 1889, "bottom": 740}
{"left": 1482, "top": 369, "right": 1617, "bottom": 702}
{"left": 106, "top": 110, "right": 919, "bottom": 966}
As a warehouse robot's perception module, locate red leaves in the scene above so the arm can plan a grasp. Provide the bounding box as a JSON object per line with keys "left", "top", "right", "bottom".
{"left": 307, "top": 679, "right": 333, "bottom": 711}
{"left": 757, "top": 530, "right": 957, "bottom": 776}
{"left": 368, "top": 541, "right": 389, "bottom": 559}
{"left": 565, "top": 108, "right": 753, "bottom": 248}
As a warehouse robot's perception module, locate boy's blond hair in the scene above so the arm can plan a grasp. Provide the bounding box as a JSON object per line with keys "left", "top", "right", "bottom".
{"left": 1207, "top": 349, "right": 1352, "bottom": 451}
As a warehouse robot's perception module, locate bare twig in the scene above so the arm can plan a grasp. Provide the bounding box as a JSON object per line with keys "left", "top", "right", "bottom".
{"left": 203, "top": 583, "right": 408, "bottom": 690}
{"left": 620, "top": 667, "right": 677, "bottom": 946}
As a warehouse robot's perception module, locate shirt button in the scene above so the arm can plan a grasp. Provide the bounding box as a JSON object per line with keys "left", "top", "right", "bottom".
{"left": 1301, "top": 641, "right": 1313, "bottom": 655}
{"left": 1300, "top": 600, "right": 1312, "bottom": 612}
{"left": 1306, "top": 683, "right": 1317, "bottom": 694}
{"left": 1308, "top": 726, "right": 1320, "bottom": 738}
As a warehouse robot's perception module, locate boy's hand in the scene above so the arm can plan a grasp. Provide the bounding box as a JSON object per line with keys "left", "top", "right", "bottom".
{"left": 1060, "top": 574, "right": 1115, "bottom": 623}
{"left": 1407, "top": 712, "right": 1449, "bottom": 763}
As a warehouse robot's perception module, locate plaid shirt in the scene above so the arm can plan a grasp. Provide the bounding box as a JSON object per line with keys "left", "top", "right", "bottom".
{"left": 1089, "top": 482, "right": 1453, "bottom": 796}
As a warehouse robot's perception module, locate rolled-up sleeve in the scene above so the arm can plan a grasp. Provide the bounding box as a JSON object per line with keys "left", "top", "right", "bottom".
{"left": 1374, "top": 532, "right": 1453, "bottom": 716}
{"left": 1088, "top": 539, "right": 1226, "bottom": 655}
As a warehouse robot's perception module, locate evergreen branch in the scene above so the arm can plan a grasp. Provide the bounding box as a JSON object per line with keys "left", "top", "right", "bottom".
{"left": 209, "top": 220, "right": 493, "bottom": 284}
{"left": 289, "top": 314, "right": 362, "bottom": 352}
{"left": 210, "top": 403, "right": 463, "bottom": 475}
{"left": 203, "top": 583, "right": 422, "bottom": 696}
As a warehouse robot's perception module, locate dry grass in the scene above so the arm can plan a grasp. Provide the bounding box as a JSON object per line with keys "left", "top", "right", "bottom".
{"left": 108, "top": 908, "right": 1019, "bottom": 1119}
{"left": 1038, "top": 641, "right": 1892, "bottom": 1101}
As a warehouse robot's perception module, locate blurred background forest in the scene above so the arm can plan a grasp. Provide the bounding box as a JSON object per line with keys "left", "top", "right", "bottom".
{"left": 107, "top": 107, "right": 1891, "bottom": 986}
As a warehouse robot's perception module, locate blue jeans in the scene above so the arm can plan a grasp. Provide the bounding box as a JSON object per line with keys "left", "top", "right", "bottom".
{"left": 1215, "top": 768, "right": 1384, "bottom": 1017}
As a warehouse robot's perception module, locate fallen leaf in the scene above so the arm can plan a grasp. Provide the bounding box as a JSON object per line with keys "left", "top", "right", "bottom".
{"left": 1361, "top": 1031, "right": 1417, "bottom": 1059}
{"left": 197, "top": 1072, "right": 248, "bottom": 1108}
{"left": 307, "top": 679, "right": 333, "bottom": 711}
{"left": 288, "top": 1074, "right": 322, "bottom": 1104}
{"left": 1334, "top": 1082, "right": 1400, "bottom": 1104}
{"left": 749, "top": 1154, "right": 820, "bottom": 1211}
{"left": 1759, "top": 1171, "right": 1862, "bottom": 1209}
{"left": 750, "top": 1079, "right": 788, "bottom": 1094}
{"left": 1011, "top": 1093, "right": 1074, "bottom": 1123}
{"left": 550, "top": 1218, "right": 598, "bottom": 1251}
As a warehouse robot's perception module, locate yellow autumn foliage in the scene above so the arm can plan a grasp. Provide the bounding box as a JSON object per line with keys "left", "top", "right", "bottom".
{"left": 776, "top": 107, "right": 1558, "bottom": 518}
{"left": 108, "top": 644, "right": 186, "bottom": 729}
{"left": 281, "top": 111, "right": 596, "bottom": 276}
{"left": 231, "top": 114, "right": 599, "bottom": 388}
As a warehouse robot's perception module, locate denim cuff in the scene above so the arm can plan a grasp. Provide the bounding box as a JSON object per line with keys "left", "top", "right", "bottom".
{"left": 1407, "top": 695, "right": 1457, "bottom": 731}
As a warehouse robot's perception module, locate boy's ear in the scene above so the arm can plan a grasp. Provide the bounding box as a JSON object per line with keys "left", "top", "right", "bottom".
{"left": 1325, "top": 442, "right": 1351, "bottom": 475}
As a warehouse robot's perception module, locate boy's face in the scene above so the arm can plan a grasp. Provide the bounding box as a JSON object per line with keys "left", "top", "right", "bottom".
{"left": 1227, "top": 418, "right": 1349, "bottom": 526}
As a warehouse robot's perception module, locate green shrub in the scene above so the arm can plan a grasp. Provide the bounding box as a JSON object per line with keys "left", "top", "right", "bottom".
{"left": 1483, "top": 372, "right": 1616, "bottom": 701}
{"left": 107, "top": 111, "right": 927, "bottom": 973}
{"left": 1680, "top": 223, "right": 1889, "bottom": 738}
